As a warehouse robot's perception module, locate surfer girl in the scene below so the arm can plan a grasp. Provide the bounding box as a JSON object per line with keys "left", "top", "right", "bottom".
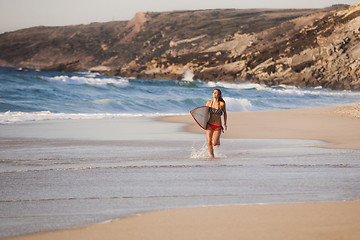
{"left": 206, "top": 88, "right": 227, "bottom": 158}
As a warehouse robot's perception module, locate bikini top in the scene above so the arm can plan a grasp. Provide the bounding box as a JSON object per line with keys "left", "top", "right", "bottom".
{"left": 209, "top": 100, "right": 223, "bottom": 115}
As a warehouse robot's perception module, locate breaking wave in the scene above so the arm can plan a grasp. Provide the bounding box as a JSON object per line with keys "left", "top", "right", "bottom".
{"left": 1, "top": 67, "right": 360, "bottom": 123}
{"left": 43, "top": 75, "right": 130, "bottom": 88}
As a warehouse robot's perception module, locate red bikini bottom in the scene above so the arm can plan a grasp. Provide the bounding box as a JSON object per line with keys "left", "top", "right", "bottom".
{"left": 207, "top": 123, "right": 224, "bottom": 132}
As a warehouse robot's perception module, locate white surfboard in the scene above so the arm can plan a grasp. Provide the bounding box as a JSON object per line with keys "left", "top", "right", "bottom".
{"left": 190, "top": 106, "right": 210, "bottom": 130}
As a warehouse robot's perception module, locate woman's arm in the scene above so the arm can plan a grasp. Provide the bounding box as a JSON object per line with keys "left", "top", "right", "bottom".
{"left": 223, "top": 102, "right": 227, "bottom": 130}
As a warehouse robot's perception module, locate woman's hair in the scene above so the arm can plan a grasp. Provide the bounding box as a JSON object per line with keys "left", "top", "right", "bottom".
{"left": 214, "top": 88, "right": 225, "bottom": 103}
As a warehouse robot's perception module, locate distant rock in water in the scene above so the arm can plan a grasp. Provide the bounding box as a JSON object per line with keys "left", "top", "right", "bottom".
{"left": 0, "top": 3, "right": 360, "bottom": 90}
{"left": 41, "top": 60, "right": 83, "bottom": 72}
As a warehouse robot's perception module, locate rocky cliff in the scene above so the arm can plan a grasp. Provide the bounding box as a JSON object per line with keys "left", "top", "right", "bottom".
{"left": 135, "top": 3, "right": 360, "bottom": 90}
{"left": 192, "top": 2, "right": 360, "bottom": 90}
{"left": 0, "top": 4, "right": 359, "bottom": 90}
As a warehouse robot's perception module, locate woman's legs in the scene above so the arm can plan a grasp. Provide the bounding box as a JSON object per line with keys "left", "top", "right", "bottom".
{"left": 206, "top": 127, "right": 221, "bottom": 158}
{"left": 206, "top": 128, "right": 214, "bottom": 158}
{"left": 212, "top": 129, "right": 221, "bottom": 146}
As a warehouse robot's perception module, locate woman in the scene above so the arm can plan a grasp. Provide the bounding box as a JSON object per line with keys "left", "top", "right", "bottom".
{"left": 206, "top": 88, "right": 227, "bottom": 158}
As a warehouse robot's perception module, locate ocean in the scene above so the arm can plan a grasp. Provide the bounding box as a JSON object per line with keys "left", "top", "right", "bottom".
{"left": 1, "top": 67, "right": 360, "bottom": 123}
{"left": 1, "top": 67, "right": 360, "bottom": 238}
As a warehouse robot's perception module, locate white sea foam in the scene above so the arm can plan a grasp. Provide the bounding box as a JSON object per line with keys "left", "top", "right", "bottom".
{"left": 224, "top": 97, "right": 253, "bottom": 112}
{"left": 43, "top": 75, "right": 130, "bottom": 88}
{"left": 77, "top": 71, "right": 102, "bottom": 78}
{"left": 182, "top": 71, "right": 194, "bottom": 81}
{"left": 0, "top": 111, "right": 185, "bottom": 124}
{"left": 206, "top": 81, "right": 360, "bottom": 97}
{"left": 254, "top": 84, "right": 360, "bottom": 97}
{"left": 206, "top": 81, "right": 266, "bottom": 90}
{"left": 266, "top": 85, "right": 360, "bottom": 97}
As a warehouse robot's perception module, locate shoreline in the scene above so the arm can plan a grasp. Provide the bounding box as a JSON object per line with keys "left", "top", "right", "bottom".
{"left": 160, "top": 104, "right": 360, "bottom": 150}
{"left": 2, "top": 104, "right": 360, "bottom": 240}
{"left": 5, "top": 201, "right": 360, "bottom": 240}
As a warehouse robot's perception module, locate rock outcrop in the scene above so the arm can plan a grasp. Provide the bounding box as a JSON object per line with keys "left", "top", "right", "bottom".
{"left": 0, "top": 4, "right": 359, "bottom": 90}
{"left": 41, "top": 60, "right": 83, "bottom": 72}
{"left": 138, "top": 3, "right": 360, "bottom": 90}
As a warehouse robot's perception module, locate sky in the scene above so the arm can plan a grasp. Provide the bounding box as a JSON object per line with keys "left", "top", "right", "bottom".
{"left": 0, "top": 0, "right": 359, "bottom": 34}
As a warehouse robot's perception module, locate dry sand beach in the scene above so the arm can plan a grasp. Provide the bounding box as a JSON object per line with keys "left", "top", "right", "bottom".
{"left": 163, "top": 104, "right": 360, "bottom": 150}
{"left": 4, "top": 104, "right": 360, "bottom": 240}
{"left": 5, "top": 201, "right": 360, "bottom": 240}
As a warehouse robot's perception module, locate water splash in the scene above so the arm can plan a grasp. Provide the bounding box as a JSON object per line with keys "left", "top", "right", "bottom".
{"left": 190, "top": 141, "right": 227, "bottom": 159}
{"left": 182, "top": 71, "right": 194, "bottom": 81}
{"left": 190, "top": 142, "right": 209, "bottom": 159}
